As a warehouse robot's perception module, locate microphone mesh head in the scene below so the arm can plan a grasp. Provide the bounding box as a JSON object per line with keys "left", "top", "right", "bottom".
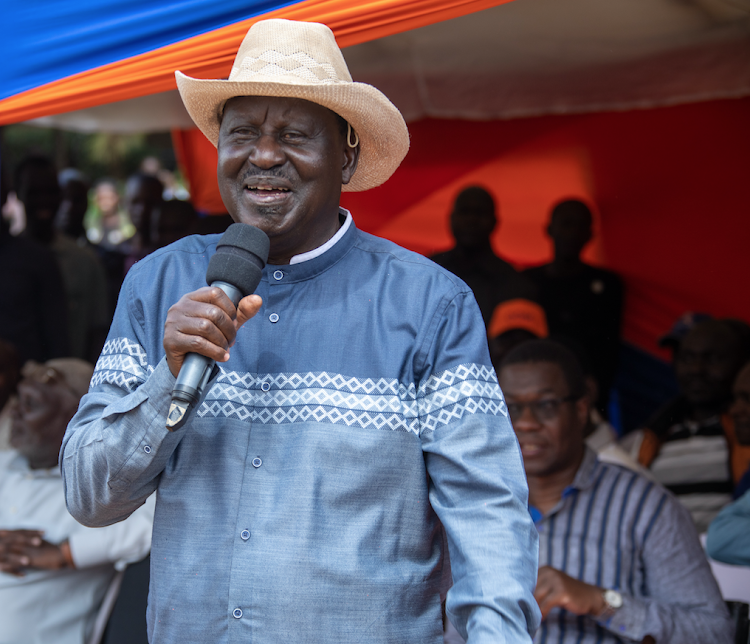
{"left": 206, "top": 223, "right": 270, "bottom": 296}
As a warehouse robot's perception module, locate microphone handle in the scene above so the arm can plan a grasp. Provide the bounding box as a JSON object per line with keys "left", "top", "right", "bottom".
{"left": 167, "top": 281, "right": 244, "bottom": 430}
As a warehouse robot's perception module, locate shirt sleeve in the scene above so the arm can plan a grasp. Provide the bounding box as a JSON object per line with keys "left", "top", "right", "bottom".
{"left": 594, "top": 490, "right": 733, "bottom": 642}
{"left": 418, "top": 288, "right": 541, "bottom": 644}
{"left": 60, "top": 268, "right": 188, "bottom": 528}
{"left": 68, "top": 493, "right": 155, "bottom": 570}
{"left": 706, "top": 490, "right": 750, "bottom": 566}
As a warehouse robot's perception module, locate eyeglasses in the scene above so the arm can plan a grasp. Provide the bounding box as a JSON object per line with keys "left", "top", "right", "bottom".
{"left": 506, "top": 395, "right": 580, "bottom": 423}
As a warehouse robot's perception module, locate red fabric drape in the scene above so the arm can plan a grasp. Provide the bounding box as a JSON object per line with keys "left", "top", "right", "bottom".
{"left": 173, "top": 96, "right": 750, "bottom": 357}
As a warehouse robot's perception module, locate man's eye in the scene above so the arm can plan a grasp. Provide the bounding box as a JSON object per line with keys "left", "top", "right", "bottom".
{"left": 506, "top": 404, "right": 522, "bottom": 417}
{"left": 536, "top": 400, "right": 559, "bottom": 415}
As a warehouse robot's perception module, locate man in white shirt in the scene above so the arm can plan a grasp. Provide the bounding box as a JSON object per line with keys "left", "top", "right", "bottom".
{"left": 0, "top": 358, "right": 154, "bottom": 644}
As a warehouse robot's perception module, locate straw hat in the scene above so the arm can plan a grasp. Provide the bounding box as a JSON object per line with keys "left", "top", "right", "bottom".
{"left": 175, "top": 19, "right": 409, "bottom": 192}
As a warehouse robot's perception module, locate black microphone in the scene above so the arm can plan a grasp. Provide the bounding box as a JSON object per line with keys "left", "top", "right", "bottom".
{"left": 166, "top": 223, "right": 270, "bottom": 430}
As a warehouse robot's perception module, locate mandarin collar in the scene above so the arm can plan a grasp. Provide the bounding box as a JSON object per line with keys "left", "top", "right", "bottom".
{"left": 262, "top": 209, "right": 358, "bottom": 284}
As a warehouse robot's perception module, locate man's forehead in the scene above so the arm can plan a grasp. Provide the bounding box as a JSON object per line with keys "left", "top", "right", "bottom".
{"left": 221, "top": 95, "right": 338, "bottom": 125}
{"left": 500, "top": 361, "right": 566, "bottom": 392}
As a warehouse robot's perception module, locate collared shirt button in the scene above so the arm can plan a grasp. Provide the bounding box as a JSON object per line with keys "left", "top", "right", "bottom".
{"left": 252, "top": 457, "right": 262, "bottom": 468}
{"left": 240, "top": 530, "right": 250, "bottom": 541}
{"left": 273, "top": 270, "right": 284, "bottom": 280}
{"left": 261, "top": 382, "right": 270, "bottom": 392}
{"left": 269, "top": 313, "right": 279, "bottom": 323}
{"left": 233, "top": 608, "right": 242, "bottom": 619}
{"left": 143, "top": 445, "right": 152, "bottom": 454}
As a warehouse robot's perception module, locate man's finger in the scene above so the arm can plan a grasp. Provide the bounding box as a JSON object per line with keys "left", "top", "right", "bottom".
{"left": 234, "top": 295, "right": 263, "bottom": 332}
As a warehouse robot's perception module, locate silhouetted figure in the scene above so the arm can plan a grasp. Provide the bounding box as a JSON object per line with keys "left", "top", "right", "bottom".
{"left": 122, "top": 173, "right": 165, "bottom": 273}
{"left": 156, "top": 199, "right": 197, "bottom": 249}
{"left": 56, "top": 169, "right": 91, "bottom": 245}
{"left": 630, "top": 319, "right": 750, "bottom": 531}
{"left": 0, "top": 163, "right": 69, "bottom": 363}
{"left": 15, "top": 156, "right": 108, "bottom": 363}
{"left": 524, "top": 200, "right": 623, "bottom": 414}
{"left": 431, "top": 186, "right": 537, "bottom": 326}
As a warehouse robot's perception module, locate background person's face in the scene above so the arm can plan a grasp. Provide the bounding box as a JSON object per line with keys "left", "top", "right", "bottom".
{"left": 95, "top": 184, "right": 120, "bottom": 216}
{"left": 10, "top": 378, "right": 78, "bottom": 468}
{"left": 548, "top": 209, "right": 592, "bottom": 261}
{"left": 217, "top": 96, "right": 358, "bottom": 263}
{"left": 499, "top": 361, "right": 587, "bottom": 478}
{"left": 675, "top": 325, "right": 740, "bottom": 408}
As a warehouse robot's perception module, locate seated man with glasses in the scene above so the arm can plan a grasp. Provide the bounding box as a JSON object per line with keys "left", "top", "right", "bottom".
{"left": 497, "top": 339, "right": 732, "bottom": 644}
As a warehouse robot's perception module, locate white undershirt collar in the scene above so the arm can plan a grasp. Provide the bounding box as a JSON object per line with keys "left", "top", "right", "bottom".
{"left": 288, "top": 208, "right": 352, "bottom": 265}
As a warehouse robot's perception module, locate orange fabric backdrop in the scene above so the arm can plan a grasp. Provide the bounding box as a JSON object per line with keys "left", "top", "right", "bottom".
{"left": 0, "top": 0, "right": 511, "bottom": 125}
{"left": 174, "top": 96, "right": 750, "bottom": 358}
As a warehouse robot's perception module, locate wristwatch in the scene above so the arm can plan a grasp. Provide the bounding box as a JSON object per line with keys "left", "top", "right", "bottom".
{"left": 598, "top": 589, "right": 623, "bottom": 621}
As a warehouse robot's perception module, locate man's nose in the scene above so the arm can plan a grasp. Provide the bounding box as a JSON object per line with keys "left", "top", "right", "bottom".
{"left": 512, "top": 405, "right": 541, "bottom": 431}
{"left": 249, "top": 133, "right": 286, "bottom": 168}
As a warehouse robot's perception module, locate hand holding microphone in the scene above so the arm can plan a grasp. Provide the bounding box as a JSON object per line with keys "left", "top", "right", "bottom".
{"left": 163, "top": 224, "right": 269, "bottom": 430}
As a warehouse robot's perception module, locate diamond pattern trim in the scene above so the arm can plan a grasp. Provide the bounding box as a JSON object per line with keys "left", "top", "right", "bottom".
{"left": 196, "top": 363, "right": 504, "bottom": 434}
{"left": 91, "top": 337, "right": 153, "bottom": 392}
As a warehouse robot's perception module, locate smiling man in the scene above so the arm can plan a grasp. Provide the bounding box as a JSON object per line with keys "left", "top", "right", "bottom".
{"left": 61, "top": 19, "right": 539, "bottom": 644}
{"left": 498, "top": 339, "right": 732, "bottom": 644}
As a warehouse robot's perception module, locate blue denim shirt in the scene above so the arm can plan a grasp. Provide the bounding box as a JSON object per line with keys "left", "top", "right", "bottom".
{"left": 61, "top": 216, "right": 540, "bottom": 644}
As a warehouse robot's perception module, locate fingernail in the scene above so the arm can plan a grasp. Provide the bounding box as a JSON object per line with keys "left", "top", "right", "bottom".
{"left": 31, "top": 537, "right": 41, "bottom": 546}
{"left": 19, "top": 556, "right": 29, "bottom": 565}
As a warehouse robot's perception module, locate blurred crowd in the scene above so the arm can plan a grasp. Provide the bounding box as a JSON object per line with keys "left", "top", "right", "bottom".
{"left": 0, "top": 154, "right": 210, "bottom": 367}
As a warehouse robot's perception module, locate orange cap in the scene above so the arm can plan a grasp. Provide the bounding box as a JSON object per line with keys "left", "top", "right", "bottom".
{"left": 488, "top": 299, "right": 548, "bottom": 339}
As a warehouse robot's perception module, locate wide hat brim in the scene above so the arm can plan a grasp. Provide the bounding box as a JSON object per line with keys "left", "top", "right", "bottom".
{"left": 175, "top": 71, "right": 410, "bottom": 192}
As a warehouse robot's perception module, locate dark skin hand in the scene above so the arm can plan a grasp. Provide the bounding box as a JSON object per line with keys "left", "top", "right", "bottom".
{"left": 163, "top": 286, "right": 263, "bottom": 378}
{"left": 535, "top": 567, "right": 656, "bottom": 644}
{"left": 535, "top": 566, "right": 605, "bottom": 620}
{"left": 0, "top": 529, "right": 71, "bottom": 576}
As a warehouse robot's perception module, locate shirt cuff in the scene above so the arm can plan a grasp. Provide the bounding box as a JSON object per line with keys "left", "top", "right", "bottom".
{"left": 594, "top": 593, "right": 647, "bottom": 641}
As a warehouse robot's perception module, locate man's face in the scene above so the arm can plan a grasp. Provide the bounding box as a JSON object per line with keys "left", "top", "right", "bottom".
{"left": 125, "top": 178, "right": 162, "bottom": 233}
{"left": 674, "top": 325, "right": 741, "bottom": 408}
{"left": 10, "top": 377, "right": 79, "bottom": 469}
{"left": 730, "top": 364, "right": 750, "bottom": 445}
{"left": 18, "top": 166, "right": 61, "bottom": 242}
{"left": 547, "top": 209, "right": 592, "bottom": 261}
{"left": 217, "top": 96, "right": 359, "bottom": 263}
{"left": 499, "top": 361, "right": 588, "bottom": 478}
{"left": 450, "top": 196, "right": 495, "bottom": 250}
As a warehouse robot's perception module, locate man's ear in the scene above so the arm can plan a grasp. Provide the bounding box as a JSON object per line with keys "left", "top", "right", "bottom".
{"left": 575, "top": 395, "right": 590, "bottom": 429}
{"left": 341, "top": 144, "right": 360, "bottom": 186}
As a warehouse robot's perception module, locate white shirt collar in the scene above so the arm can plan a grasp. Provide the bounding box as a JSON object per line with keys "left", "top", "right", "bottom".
{"left": 289, "top": 208, "right": 352, "bottom": 265}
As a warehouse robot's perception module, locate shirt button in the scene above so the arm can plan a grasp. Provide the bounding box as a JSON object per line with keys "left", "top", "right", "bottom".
{"left": 143, "top": 445, "right": 152, "bottom": 454}
{"left": 233, "top": 608, "right": 242, "bottom": 619}
{"left": 269, "top": 313, "right": 279, "bottom": 323}
{"left": 273, "top": 270, "right": 284, "bottom": 280}
{"left": 261, "top": 382, "right": 270, "bottom": 392}
{"left": 240, "top": 530, "right": 250, "bottom": 541}
{"left": 252, "top": 457, "right": 262, "bottom": 468}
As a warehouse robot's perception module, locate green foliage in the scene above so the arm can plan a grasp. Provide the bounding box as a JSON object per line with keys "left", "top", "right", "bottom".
{"left": 1, "top": 125, "right": 176, "bottom": 189}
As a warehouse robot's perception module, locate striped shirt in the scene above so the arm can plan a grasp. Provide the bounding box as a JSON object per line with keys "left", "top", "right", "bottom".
{"left": 533, "top": 448, "right": 732, "bottom": 644}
